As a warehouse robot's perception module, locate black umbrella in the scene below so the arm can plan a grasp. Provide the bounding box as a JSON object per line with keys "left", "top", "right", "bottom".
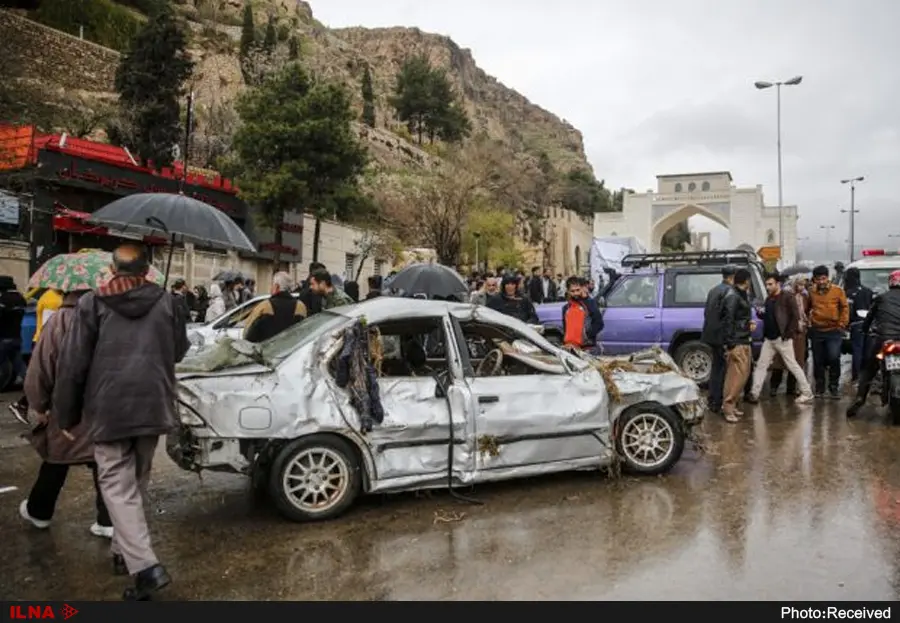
{"left": 88, "top": 193, "right": 256, "bottom": 283}
{"left": 213, "top": 269, "right": 246, "bottom": 283}
{"left": 387, "top": 263, "right": 467, "bottom": 300}
{"left": 780, "top": 265, "right": 811, "bottom": 277}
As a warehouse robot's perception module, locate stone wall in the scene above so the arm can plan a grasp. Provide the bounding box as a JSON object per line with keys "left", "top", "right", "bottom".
{"left": 0, "top": 10, "right": 118, "bottom": 93}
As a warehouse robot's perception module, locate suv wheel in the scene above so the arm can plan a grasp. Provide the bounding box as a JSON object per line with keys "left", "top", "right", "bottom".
{"left": 673, "top": 340, "right": 713, "bottom": 385}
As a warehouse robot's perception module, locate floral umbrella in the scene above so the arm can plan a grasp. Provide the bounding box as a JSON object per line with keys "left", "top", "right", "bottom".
{"left": 28, "top": 248, "right": 165, "bottom": 292}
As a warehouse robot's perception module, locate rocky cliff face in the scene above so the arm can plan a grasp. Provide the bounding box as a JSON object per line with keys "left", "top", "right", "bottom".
{"left": 1, "top": 0, "right": 593, "bottom": 177}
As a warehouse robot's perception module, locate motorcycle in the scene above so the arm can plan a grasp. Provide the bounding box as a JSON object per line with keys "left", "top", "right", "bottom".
{"left": 860, "top": 310, "right": 900, "bottom": 425}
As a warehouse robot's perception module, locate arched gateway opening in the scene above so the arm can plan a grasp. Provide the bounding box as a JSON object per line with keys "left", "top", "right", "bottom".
{"left": 651, "top": 203, "right": 729, "bottom": 252}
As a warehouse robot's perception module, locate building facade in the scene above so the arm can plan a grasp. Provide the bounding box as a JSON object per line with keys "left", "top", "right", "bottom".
{"left": 594, "top": 172, "right": 798, "bottom": 265}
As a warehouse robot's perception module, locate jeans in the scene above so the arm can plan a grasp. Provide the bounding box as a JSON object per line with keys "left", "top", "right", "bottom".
{"left": 708, "top": 346, "right": 726, "bottom": 410}
{"left": 0, "top": 338, "right": 26, "bottom": 380}
{"left": 27, "top": 461, "right": 111, "bottom": 526}
{"left": 855, "top": 337, "right": 884, "bottom": 403}
{"left": 850, "top": 323, "right": 866, "bottom": 381}
{"left": 810, "top": 329, "right": 843, "bottom": 394}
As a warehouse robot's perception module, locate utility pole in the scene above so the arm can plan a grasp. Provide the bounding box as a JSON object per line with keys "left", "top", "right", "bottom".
{"left": 840, "top": 176, "right": 864, "bottom": 262}
{"left": 180, "top": 89, "right": 195, "bottom": 193}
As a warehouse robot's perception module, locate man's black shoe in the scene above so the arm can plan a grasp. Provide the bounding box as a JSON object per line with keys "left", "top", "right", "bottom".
{"left": 846, "top": 400, "right": 864, "bottom": 419}
{"left": 112, "top": 554, "right": 128, "bottom": 576}
{"left": 122, "top": 564, "right": 170, "bottom": 601}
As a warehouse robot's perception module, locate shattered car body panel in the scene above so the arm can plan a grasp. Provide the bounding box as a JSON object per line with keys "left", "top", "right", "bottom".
{"left": 171, "top": 298, "right": 704, "bottom": 511}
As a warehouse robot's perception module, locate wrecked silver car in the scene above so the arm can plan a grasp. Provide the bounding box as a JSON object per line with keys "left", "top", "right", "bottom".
{"left": 169, "top": 298, "right": 704, "bottom": 522}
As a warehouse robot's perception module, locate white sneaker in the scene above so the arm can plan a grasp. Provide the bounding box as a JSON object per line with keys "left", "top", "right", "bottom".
{"left": 19, "top": 500, "right": 50, "bottom": 529}
{"left": 89, "top": 523, "right": 114, "bottom": 539}
{"left": 795, "top": 394, "right": 814, "bottom": 404}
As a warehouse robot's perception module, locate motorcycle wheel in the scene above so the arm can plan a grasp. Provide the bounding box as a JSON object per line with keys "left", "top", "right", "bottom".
{"left": 888, "top": 374, "right": 900, "bottom": 426}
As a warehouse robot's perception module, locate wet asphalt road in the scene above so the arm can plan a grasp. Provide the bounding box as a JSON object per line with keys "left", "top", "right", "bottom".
{"left": 2, "top": 391, "right": 900, "bottom": 601}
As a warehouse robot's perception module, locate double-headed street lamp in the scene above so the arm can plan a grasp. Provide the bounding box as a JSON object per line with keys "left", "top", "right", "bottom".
{"left": 820, "top": 225, "right": 835, "bottom": 259}
{"left": 755, "top": 75, "right": 803, "bottom": 260}
{"left": 840, "top": 176, "right": 864, "bottom": 262}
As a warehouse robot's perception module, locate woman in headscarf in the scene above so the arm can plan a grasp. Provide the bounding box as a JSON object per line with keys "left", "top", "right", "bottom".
{"left": 206, "top": 282, "right": 227, "bottom": 321}
{"left": 19, "top": 290, "right": 113, "bottom": 538}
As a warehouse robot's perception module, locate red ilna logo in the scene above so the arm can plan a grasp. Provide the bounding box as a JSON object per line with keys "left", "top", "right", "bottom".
{"left": 8, "top": 605, "right": 77, "bottom": 620}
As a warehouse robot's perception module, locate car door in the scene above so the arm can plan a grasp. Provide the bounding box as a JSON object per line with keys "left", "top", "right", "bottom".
{"left": 361, "top": 315, "right": 476, "bottom": 489}
{"left": 599, "top": 274, "right": 662, "bottom": 354}
{"left": 455, "top": 317, "right": 611, "bottom": 480}
{"left": 660, "top": 270, "right": 720, "bottom": 348}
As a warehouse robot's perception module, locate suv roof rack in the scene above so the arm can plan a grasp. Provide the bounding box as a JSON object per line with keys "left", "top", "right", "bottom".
{"left": 621, "top": 249, "right": 760, "bottom": 270}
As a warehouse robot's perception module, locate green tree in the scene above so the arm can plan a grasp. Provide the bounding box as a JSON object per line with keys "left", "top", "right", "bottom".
{"left": 661, "top": 222, "right": 691, "bottom": 251}
{"left": 558, "top": 168, "right": 613, "bottom": 216}
{"left": 113, "top": 4, "right": 193, "bottom": 168}
{"left": 287, "top": 35, "right": 300, "bottom": 60}
{"left": 390, "top": 55, "right": 470, "bottom": 145}
{"left": 361, "top": 65, "right": 376, "bottom": 127}
{"left": 239, "top": 3, "right": 255, "bottom": 57}
{"left": 229, "top": 64, "right": 372, "bottom": 263}
{"left": 463, "top": 208, "right": 523, "bottom": 271}
{"left": 263, "top": 15, "right": 277, "bottom": 53}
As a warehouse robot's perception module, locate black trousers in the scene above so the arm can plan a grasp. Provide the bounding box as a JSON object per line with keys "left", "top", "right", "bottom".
{"left": 26, "top": 461, "right": 111, "bottom": 526}
{"left": 855, "top": 337, "right": 884, "bottom": 403}
{"left": 708, "top": 347, "right": 726, "bottom": 410}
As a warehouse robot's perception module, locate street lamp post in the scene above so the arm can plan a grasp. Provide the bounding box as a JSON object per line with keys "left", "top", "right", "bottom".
{"left": 820, "top": 225, "right": 835, "bottom": 259}
{"left": 755, "top": 75, "right": 803, "bottom": 262}
{"left": 473, "top": 232, "right": 481, "bottom": 272}
{"left": 840, "top": 177, "right": 864, "bottom": 262}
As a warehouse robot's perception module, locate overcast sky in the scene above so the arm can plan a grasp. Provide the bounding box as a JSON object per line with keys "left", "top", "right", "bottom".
{"left": 308, "top": 0, "right": 900, "bottom": 261}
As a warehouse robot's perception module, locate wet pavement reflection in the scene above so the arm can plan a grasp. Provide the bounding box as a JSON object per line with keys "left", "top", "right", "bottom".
{"left": 2, "top": 393, "right": 899, "bottom": 600}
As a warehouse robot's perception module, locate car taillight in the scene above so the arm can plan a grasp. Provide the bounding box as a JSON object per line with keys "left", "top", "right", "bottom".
{"left": 862, "top": 249, "right": 885, "bottom": 256}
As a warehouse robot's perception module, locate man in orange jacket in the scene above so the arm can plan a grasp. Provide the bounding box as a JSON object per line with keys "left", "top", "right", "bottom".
{"left": 807, "top": 265, "right": 849, "bottom": 398}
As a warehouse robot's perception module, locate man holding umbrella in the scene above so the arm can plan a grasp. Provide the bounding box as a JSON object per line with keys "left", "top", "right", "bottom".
{"left": 53, "top": 244, "right": 189, "bottom": 601}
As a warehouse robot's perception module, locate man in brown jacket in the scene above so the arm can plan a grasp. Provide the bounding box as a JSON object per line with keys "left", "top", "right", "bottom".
{"left": 746, "top": 273, "right": 814, "bottom": 403}
{"left": 54, "top": 244, "right": 189, "bottom": 601}
{"left": 807, "top": 265, "right": 849, "bottom": 398}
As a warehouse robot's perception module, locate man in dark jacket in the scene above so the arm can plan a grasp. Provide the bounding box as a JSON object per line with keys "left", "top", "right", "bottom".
{"left": 486, "top": 275, "right": 539, "bottom": 323}
{"left": 0, "top": 275, "right": 27, "bottom": 385}
{"left": 746, "top": 273, "right": 814, "bottom": 403}
{"left": 296, "top": 261, "right": 326, "bottom": 316}
{"left": 243, "top": 272, "right": 306, "bottom": 343}
{"left": 847, "top": 269, "right": 900, "bottom": 418}
{"left": 701, "top": 265, "right": 736, "bottom": 413}
{"left": 720, "top": 268, "right": 754, "bottom": 422}
{"left": 843, "top": 267, "right": 874, "bottom": 381}
{"left": 53, "top": 244, "right": 189, "bottom": 601}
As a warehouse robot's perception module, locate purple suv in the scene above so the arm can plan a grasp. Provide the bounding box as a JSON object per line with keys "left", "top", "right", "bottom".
{"left": 537, "top": 254, "right": 766, "bottom": 384}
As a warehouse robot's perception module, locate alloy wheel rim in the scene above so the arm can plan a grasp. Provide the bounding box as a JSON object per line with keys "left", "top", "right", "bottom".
{"left": 621, "top": 413, "right": 675, "bottom": 468}
{"left": 283, "top": 448, "right": 349, "bottom": 513}
{"left": 682, "top": 350, "right": 711, "bottom": 380}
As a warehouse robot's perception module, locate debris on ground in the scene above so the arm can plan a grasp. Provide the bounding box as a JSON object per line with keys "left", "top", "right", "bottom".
{"left": 433, "top": 510, "right": 466, "bottom": 524}
{"left": 478, "top": 435, "right": 501, "bottom": 457}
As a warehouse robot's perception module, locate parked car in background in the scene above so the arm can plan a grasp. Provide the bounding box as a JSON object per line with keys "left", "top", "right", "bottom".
{"left": 536, "top": 250, "right": 766, "bottom": 385}
{"left": 186, "top": 294, "right": 298, "bottom": 353}
{"left": 169, "top": 298, "right": 705, "bottom": 522}
{"left": 841, "top": 249, "right": 900, "bottom": 294}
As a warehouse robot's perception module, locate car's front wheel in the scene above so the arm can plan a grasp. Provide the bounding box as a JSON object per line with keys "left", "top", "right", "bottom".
{"left": 268, "top": 435, "right": 362, "bottom": 522}
{"left": 614, "top": 404, "right": 685, "bottom": 475}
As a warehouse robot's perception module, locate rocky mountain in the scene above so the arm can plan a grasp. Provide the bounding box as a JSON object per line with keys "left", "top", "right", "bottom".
{"left": 3, "top": 0, "right": 594, "bottom": 180}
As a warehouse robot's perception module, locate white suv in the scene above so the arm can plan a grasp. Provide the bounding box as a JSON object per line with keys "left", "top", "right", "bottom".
{"left": 844, "top": 250, "right": 900, "bottom": 294}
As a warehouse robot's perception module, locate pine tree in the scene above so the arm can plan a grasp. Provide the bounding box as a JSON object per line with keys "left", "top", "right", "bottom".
{"left": 361, "top": 65, "right": 376, "bottom": 127}
{"left": 263, "top": 15, "right": 277, "bottom": 53}
{"left": 287, "top": 35, "right": 300, "bottom": 60}
{"left": 390, "top": 55, "right": 470, "bottom": 145}
{"left": 239, "top": 4, "right": 255, "bottom": 58}
{"left": 114, "top": 4, "right": 193, "bottom": 168}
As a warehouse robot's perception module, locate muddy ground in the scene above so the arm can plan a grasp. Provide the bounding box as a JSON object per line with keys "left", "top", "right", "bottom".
{"left": 2, "top": 392, "right": 899, "bottom": 600}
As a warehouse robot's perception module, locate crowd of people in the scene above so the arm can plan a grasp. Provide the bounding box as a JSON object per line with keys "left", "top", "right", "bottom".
{"left": 700, "top": 262, "right": 896, "bottom": 422}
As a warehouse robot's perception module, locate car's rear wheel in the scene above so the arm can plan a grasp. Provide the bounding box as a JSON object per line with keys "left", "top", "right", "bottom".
{"left": 615, "top": 404, "right": 685, "bottom": 475}
{"left": 673, "top": 340, "right": 713, "bottom": 385}
{"left": 268, "top": 435, "right": 362, "bottom": 522}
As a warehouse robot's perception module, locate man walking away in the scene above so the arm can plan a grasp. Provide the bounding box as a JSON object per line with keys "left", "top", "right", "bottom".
{"left": 53, "top": 244, "right": 189, "bottom": 601}
{"left": 808, "top": 265, "right": 849, "bottom": 398}
{"left": 701, "top": 265, "right": 736, "bottom": 414}
{"left": 308, "top": 269, "right": 353, "bottom": 310}
{"left": 746, "top": 273, "right": 814, "bottom": 404}
{"left": 720, "top": 269, "right": 754, "bottom": 422}
{"left": 843, "top": 267, "right": 874, "bottom": 382}
{"left": 847, "top": 270, "right": 900, "bottom": 418}
{"left": 243, "top": 272, "right": 306, "bottom": 343}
